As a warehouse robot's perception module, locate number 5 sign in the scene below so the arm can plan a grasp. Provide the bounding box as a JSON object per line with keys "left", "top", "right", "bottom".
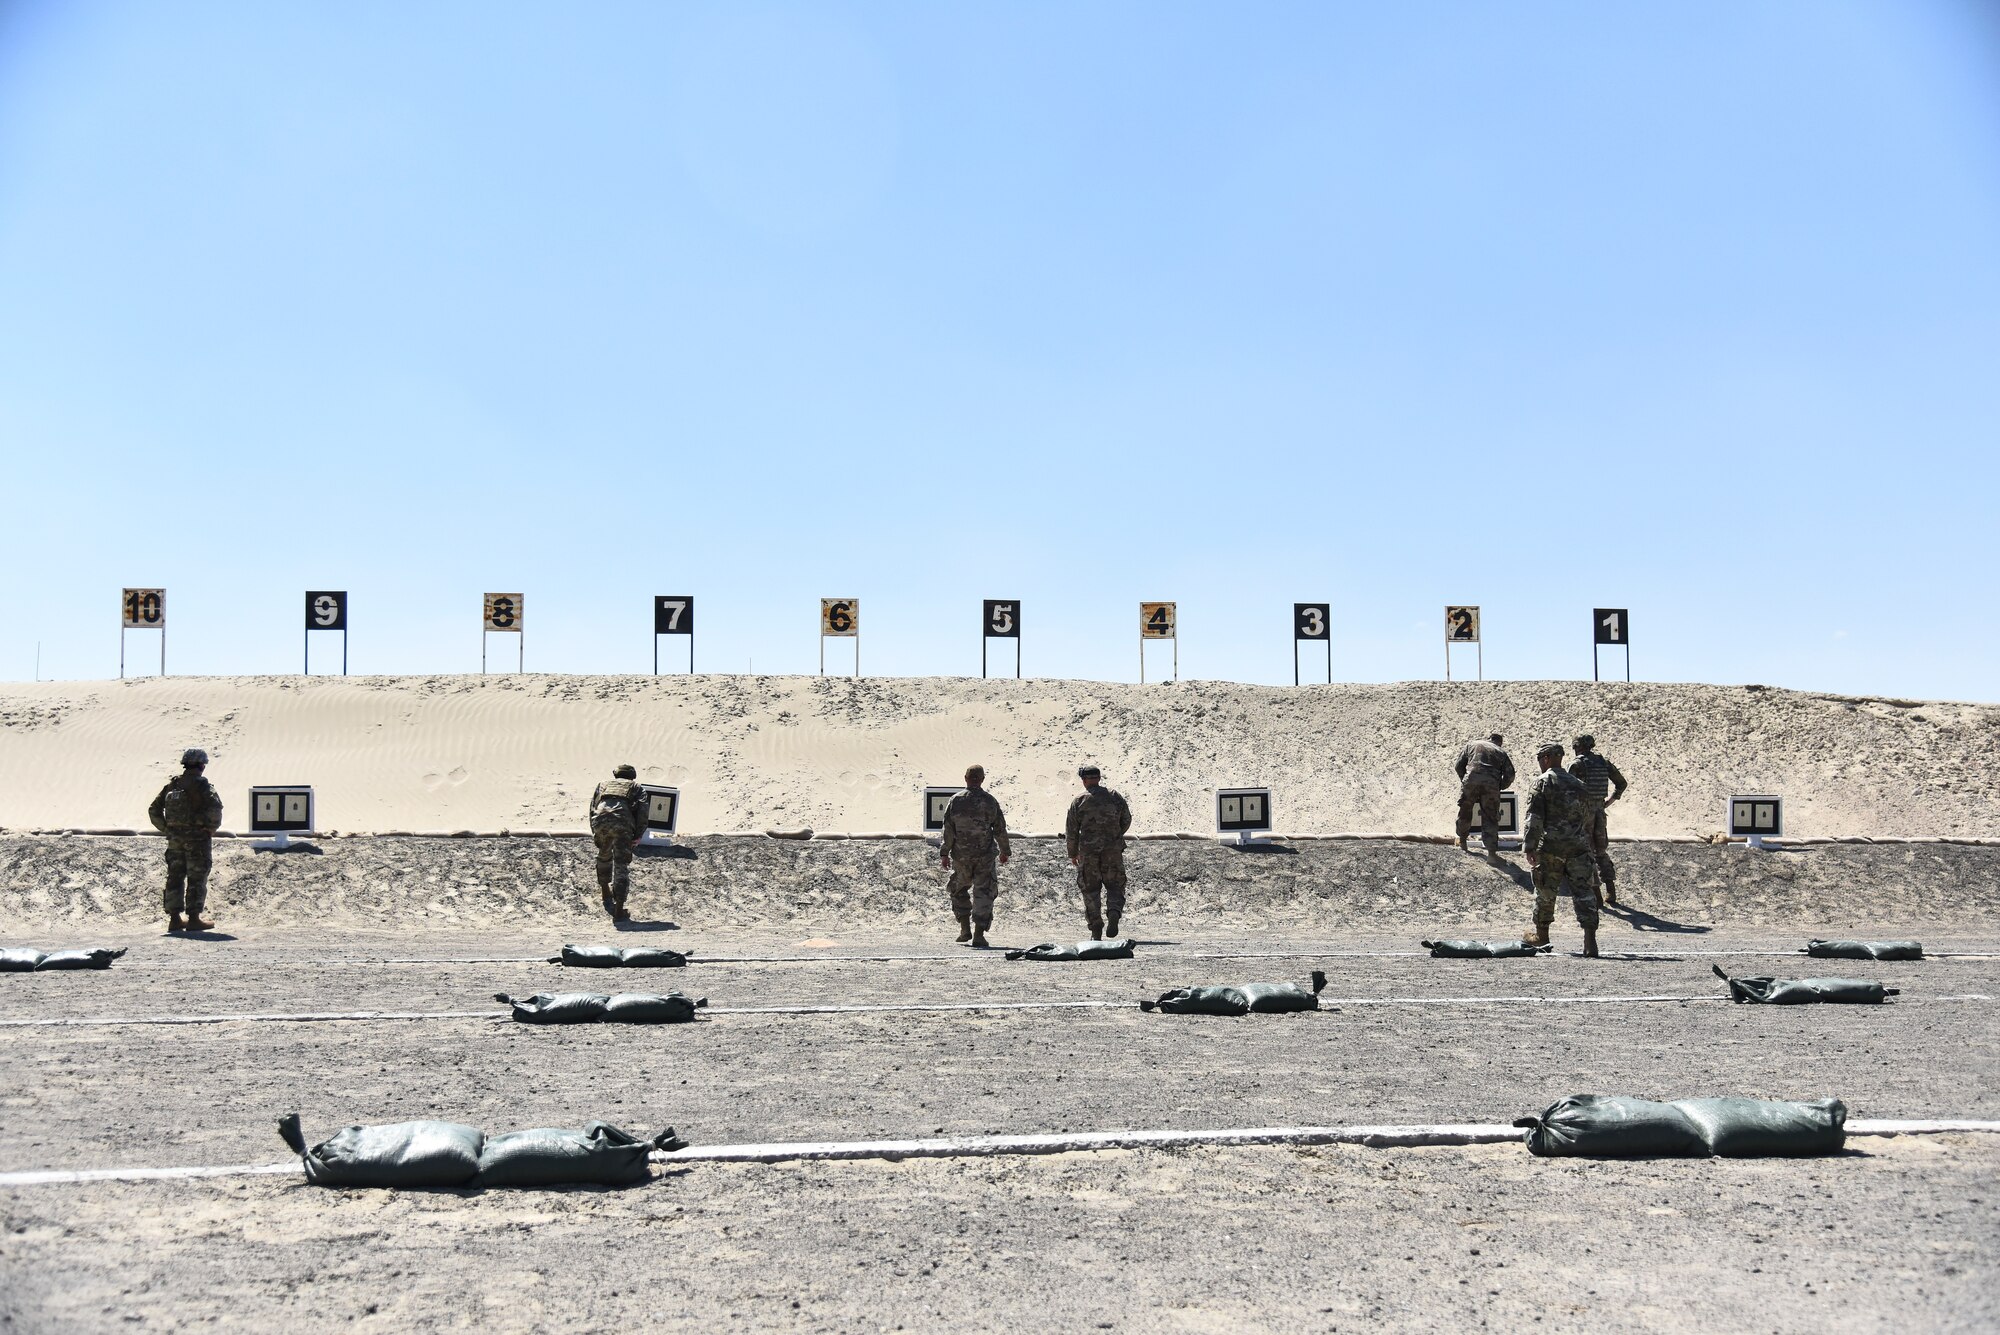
{"left": 1139, "top": 601, "right": 1177, "bottom": 683}
{"left": 482, "top": 593, "right": 524, "bottom": 674}
{"left": 1444, "top": 605, "right": 1481, "bottom": 681}
{"left": 820, "top": 598, "right": 860, "bottom": 678}
{"left": 120, "top": 587, "right": 167, "bottom": 678}
{"left": 1592, "top": 607, "right": 1630, "bottom": 682}
{"left": 981, "top": 599, "right": 1020, "bottom": 679}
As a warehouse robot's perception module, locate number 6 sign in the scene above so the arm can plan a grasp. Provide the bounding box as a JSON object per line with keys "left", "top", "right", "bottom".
{"left": 820, "top": 599, "right": 860, "bottom": 678}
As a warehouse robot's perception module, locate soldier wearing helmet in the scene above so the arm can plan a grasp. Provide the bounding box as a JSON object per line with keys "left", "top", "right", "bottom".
{"left": 147, "top": 749, "right": 223, "bottom": 932}
{"left": 1522, "top": 742, "right": 1602, "bottom": 957}
{"left": 1567, "top": 734, "right": 1628, "bottom": 905}
{"left": 588, "top": 764, "right": 648, "bottom": 921}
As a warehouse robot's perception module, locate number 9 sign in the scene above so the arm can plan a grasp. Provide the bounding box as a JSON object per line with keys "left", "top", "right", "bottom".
{"left": 821, "top": 598, "right": 859, "bottom": 637}
{"left": 304, "top": 591, "right": 348, "bottom": 631}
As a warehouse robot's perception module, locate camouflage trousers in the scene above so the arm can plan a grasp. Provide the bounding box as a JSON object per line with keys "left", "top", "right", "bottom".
{"left": 592, "top": 824, "right": 634, "bottom": 902}
{"left": 1456, "top": 777, "right": 1504, "bottom": 851}
{"left": 1585, "top": 802, "right": 1617, "bottom": 891}
{"left": 947, "top": 853, "right": 998, "bottom": 929}
{"left": 163, "top": 835, "right": 213, "bottom": 916}
{"left": 1532, "top": 846, "right": 1602, "bottom": 931}
{"left": 1075, "top": 846, "right": 1127, "bottom": 931}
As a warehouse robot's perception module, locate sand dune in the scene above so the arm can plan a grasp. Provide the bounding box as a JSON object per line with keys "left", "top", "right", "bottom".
{"left": 0, "top": 674, "right": 1993, "bottom": 837}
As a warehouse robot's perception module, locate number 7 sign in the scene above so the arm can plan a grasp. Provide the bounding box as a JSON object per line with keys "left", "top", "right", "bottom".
{"left": 653, "top": 596, "right": 695, "bottom": 675}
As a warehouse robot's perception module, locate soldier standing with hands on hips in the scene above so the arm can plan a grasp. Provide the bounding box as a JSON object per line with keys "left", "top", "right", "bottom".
{"left": 1522, "top": 742, "right": 1603, "bottom": 958}
{"left": 941, "top": 765, "right": 1010, "bottom": 948}
{"left": 588, "top": 764, "right": 647, "bottom": 922}
{"left": 1066, "top": 765, "right": 1133, "bottom": 940}
{"left": 1568, "top": 734, "right": 1628, "bottom": 906}
{"left": 148, "top": 748, "right": 222, "bottom": 933}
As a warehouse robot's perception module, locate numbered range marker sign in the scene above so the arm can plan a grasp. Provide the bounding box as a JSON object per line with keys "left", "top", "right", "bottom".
{"left": 654, "top": 597, "right": 694, "bottom": 635}
{"left": 1728, "top": 795, "right": 1783, "bottom": 840}
{"left": 1593, "top": 608, "right": 1628, "bottom": 645}
{"left": 1294, "top": 604, "right": 1329, "bottom": 641}
{"left": 305, "top": 591, "right": 348, "bottom": 631}
{"left": 982, "top": 600, "right": 1019, "bottom": 638}
{"left": 122, "top": 588, "right": 166, "bottom": 629}
{"left": 1445, "top": 606, "right": 1480, "bottom": 642}
{"left": 249, "top": 786, "right": 315, "bottom": 833}
{"left": 639, "top": 784, "right": 680, "bottom": 843}
{"left": 1140, "top": 602, "right": 1177, "bottom": 639}
{"left": 483, "top": 593, "right": 524, "bottom": 632}
{"left": 821, "top": 599, "right": 859, "bottom": 637}
{"left": 922, "top": 786, "right": 961, "bottom": 833}
{"left": 1216, "top": 787, "right": 1274, "bottom": 838}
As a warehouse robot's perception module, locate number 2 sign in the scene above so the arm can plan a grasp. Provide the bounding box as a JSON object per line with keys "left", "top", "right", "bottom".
{"left": 1444, "top": 605, "right": 1481, "bottom": 681}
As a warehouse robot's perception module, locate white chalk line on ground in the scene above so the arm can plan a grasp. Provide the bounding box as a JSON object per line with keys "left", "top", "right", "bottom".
{"left": 5, "top": 1118, "right": 1998, "bottom": 1187}
{"left": 1, "top": 994, "right": 1993, "bottom": 1028}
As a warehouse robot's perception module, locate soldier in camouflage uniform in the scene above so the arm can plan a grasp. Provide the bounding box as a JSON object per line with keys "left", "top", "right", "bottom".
{"left": 588, "top": 764, "right": 647, "bottom": 921}
{"left": 147, "top": 748, "right": 223, "bottom": 933}
{"left": 1065, "top": 765, "right": 1133, "bottom": 939}
{"left": 1568, "top": 734, "right": 1629, "bottom": 906}
{"left": 940, "top": 765, "right": 1010, "bottom": 948}
{"left": 1522, "top": 742, "right": 1601, "bottom": 957}
{"left": 1453, "top": 733, "right": 1516, "bottom": 855}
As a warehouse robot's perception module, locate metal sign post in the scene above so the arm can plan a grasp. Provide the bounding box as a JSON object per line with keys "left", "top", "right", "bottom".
{"left": 820, "top": 598, "right": 859, "bottom": 677}
{"left": 981, "top": 599, "right": 1021, "bottom": 678}
{"left": 304, "top": 591, "right": 349, "bottom": 675}
{"left": 653, "top": 596, "right": 695, "bottom": 674}
{"left": 1444, "top": 605, "right": 1481, "bottom": 681}
{"left": 1292, "top": 603, "right": 1331, "bottom": 685}
{"left": 482, "top": 593, "right": 524, "bottom": 673}
{"left": 1592, "top": 607, "right": 1630, "bottom": 682}
{"left": 1139, "top": 602, "right": 1177, "bottom": 683}
{"left": 120, "top": 588, "right": 166, "bottom": 678}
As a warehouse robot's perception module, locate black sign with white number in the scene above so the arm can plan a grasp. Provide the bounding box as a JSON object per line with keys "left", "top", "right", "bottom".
{"left": 982, "top": 600, "right": 1020, "bottom": 639}
{"left": 1593, "top": 608, "right": 1628, "bottom": 646}
{"left": 654, "top": 596, "right": 695, "bottom": 636}
{"left": 304, "top": 591, "right": 348, "bottom": 631}
{"left": 1294, "top": 603, "right": 1330, "bottom": 641}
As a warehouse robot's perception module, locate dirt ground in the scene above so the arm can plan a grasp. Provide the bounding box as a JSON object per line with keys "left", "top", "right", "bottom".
{"left": 2, "top": 838, "right": 1996, "bottom": 1332}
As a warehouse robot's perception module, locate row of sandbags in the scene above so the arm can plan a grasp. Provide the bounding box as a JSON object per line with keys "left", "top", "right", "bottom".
{"left": 1421, "top": 938, "right": 1924, "bottom": 960}
{"left": 0, "top": 947, "right": 126, "bottom": 972}
{"left": 278, "top": 1112, "right": 685, "bottom": 1187}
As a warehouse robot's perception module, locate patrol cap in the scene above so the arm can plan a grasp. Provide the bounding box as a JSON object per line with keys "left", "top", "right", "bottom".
{"left": 1078, "top": 765, "right": 1101, "bottom": 778}
{"left": 1572, "top": 734, "right": 1595, "bottom": 752}
{"left": 613, "top": 764, "right": 637, "bottom": 779}
{"left": 1536, "top": 741, "right": 1564, "bottom": 759}
{"left": 181, "top": 749, "right": 208, "bottom": 768}
{"left": 1488, "top": 734, "right": 1504, "bottom": 746}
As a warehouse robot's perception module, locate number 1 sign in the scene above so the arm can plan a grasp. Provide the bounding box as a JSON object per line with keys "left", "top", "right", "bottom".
{"left": 1592, "top": 608, "right": 1630, "bottom": 682}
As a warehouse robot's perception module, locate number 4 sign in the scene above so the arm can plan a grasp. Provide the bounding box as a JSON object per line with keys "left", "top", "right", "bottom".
{"left": 1592, "top": 608, "right": 1630, "bottom": 682}
{"left": 1139, "top": 602, "right": 1177, "bottom": 683}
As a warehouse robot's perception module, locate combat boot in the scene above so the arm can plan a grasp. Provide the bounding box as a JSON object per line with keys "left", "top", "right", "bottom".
{"left": 1455, "top": 836, "right": 1469, "bottom": 852}
{"left": 184, "top": 912, "right": 214, "bottom": 932}
{"left": 1106, "top": 915, "right": 1121, "bottom": 939}
{"left": 1582, "top": 928, "right": 1600, "bottom": 959}
{"left": 970, "top": 927, "right": 989, "bottom": 949}
{"left": 1601, "top": 882, "right": 1619, "bottom": 907}
{"left": 1521, "top": 924, "right": 1549, "bottom": 948}
{"left": 166, "top": 914, "right": 185, "bottom": 933}
{"left": 955, "top": 915, "right": 972, "bottom": 944}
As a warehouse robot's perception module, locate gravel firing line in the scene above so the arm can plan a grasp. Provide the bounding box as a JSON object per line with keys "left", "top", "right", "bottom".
{"left": 6, "top": 1118, "right": 1999, "bottom": 1187}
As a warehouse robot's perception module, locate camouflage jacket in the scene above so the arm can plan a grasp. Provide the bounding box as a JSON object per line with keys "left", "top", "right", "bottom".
{"left": 1568, "top": 752, "right": 1628, "bottom": 805}
{"left": 1523, "top": 767, "right": 1592, "bottom": 856}
{"left": 148, "top": 773, "right": 222, "bottom": 836}
{"left": 941, "top": 788, "right": 1010, "bottom": 861}
{"left": 1455, "top": 740, "right": 1515, "bottom": 788}
{"left": 589, "top": 778, "right": 648, "bottom": 838}
{"left": 1065, "top": 786, "right": 1132, "bottom": 858}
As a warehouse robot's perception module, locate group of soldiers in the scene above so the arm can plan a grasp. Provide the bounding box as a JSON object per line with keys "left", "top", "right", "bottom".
{"left": 143, "top": 739, "right": 1623, "bottom": 951}
{"left": 1454, "top": 732, "right": 1629, "bottom": 958}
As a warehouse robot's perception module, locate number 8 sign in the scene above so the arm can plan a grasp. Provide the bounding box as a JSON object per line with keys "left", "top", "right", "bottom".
{"left": 483, "top": 593, "right": 524, "bottom": 632}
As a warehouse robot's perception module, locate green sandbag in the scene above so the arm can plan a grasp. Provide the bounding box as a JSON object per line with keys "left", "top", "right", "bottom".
{"left": 497, "top": 992, "right": 611, "bottom": 1024}
{"left": 1004, "top": 939, "right": 1136, "bottom": 961}
{"left": 474, "top": 1122, "right": 686, "bottom": 1187}
{"left": 0, "top": 949, "right": 45, "bottom": 972}
{"left": 34, "top": 948, "right": 128, "bottom": 971}
{"left": 278, "top": 1112, "right": 484, "bottom": 1188}
{"left": 1423, "top": 940, "right": 1551, "bottom": 959}
{"left": 1515, "top": 1095, "right": 1708, "bottom": 1159}
{"left": 1674, "top": 1097, "right": 1846, "bottom": 1157}
{"left": 1713, "top": 965, "right": 1896, "bottom": 1005}
{"left": 602, "top": 992, "right": 707, "bottom": 1024}
{"left": 1142, "top": 972, "right": 1326, "bottom": 1016}
{"left": 552, "top": 944, "right": 690, "bottom": 968}
{"left": 1804, "top": 940, "right": 1923, "bottom": 961}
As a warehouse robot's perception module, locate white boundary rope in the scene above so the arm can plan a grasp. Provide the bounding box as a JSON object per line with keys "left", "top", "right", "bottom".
{"left": 5, "top": 1117, "right": 1997, "bottom": 1187}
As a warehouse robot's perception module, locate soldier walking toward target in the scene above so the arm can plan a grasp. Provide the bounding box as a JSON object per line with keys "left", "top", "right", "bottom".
{"left": 588, "top": 764, "right": 647, "bottom": 921}
{"left": 940, "top": 765, "right": 1010, "bottom": 948}
{"left": 147, "top": 749, "right": 223, "bottom": 933}
{"left": 1522, "top": 742, "right": 1602, "bottom": 958}
{"left": 1454, "top": 733, "right": 1515, "bottom": 855}
{"left": 1066, "top": 765, "right": 1133, "bottom": 939}
{"left": 1568, "top": 734, "right": 1628, "bottom": 906}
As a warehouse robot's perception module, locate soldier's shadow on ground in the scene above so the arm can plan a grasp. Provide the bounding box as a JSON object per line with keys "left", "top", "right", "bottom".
{"left": 1602, "top": 903, "right": 1711, "bottom": 935}
{"left": 1485, "top": 859, "right": 1536, "bottom": 892}
{"left": 635, "top": 845, "right": 697, "bottom": 861}
{"left": 175, "top": 930, "right": 240, "bottom": 942}
{"left": 252, "top": 843, "right": 323, "bottom": 856}
{"left": 613, "top": 919, "right": 680, "bottom": 932}
{"left": 1221, "top": 843, "right": 1299, "bottom": 856}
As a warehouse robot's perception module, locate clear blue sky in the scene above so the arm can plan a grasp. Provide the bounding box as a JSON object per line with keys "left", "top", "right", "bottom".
{"left": 2, "top": 1, "right": 1995, "bottom": 697}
